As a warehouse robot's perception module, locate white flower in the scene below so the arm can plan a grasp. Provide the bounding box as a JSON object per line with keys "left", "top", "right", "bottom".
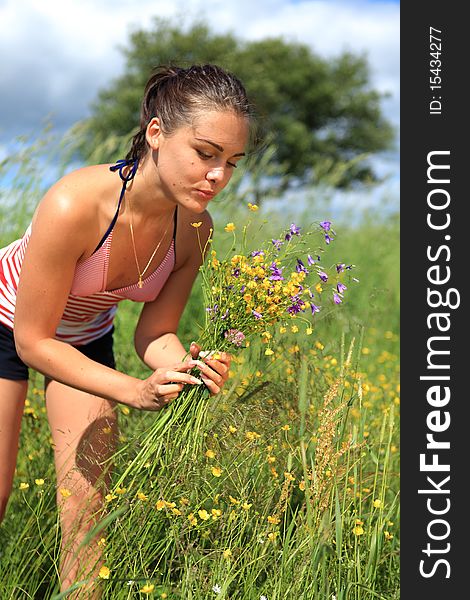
{"left": 261, "top": 596, "right": 268, "bottom": 600}
{"left": 127, "top": 580, "right": 134, "bottom": 586}
{"left": 213, "top": 584, "right": 222, "bottom": 594}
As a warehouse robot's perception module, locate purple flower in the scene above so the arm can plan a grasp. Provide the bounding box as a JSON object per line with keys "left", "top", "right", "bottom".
{"left": 337, "top": 283, "right": 347, "bottom": 294}
{"left": 251, "top": 250, "right": 265, "bottom": 257}
{"left": 269, "top": 262, "right": 284, "bottom": 281}
{"left": 272, "top": 239, "right": 283, "bottom": 250}
{"left": 333, "top": 292, "right": 342, "bottom": 304}
{"left": 307, "top": 254, "right": 315, "bottom": 266}
{"left": 285, "top": 223, "right": 301, "bottom": 241}
{"left": 252, "top": 309, "right": 263, "bottom": 320}
{"left": 290, "top": 223, "right": 301, "bottom": 235}
{"left": 286, "top": 294, "right": 305, "bottom": 315}
{"left": 320, "top": 221, "right": 331, "bottom": 231}
{"left": 318, "top": 271, "right": 328, "bottom": 282}
{"left": 324, "top": 233, "right": 334, "bottom": 244}
{"left": 336, "top": 263, "right": 345, "bottom": 273}
{"left": 224, "top": 329, "right": 246, "bottom": 347}
{"left": 240, "top": 285, "right": 246, "bottom": 294}
{"left": 232, "top": 268, "right": 241, "bottom": 277}
{"left": 296, "top": 259, "right": 308, "bottom": 274}
{"left": 311, "top": 303, "right": 320, "bottom": 314}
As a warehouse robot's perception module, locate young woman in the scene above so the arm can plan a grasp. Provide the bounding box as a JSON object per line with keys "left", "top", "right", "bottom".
{"left": 0, "top": 64, "right": 252, "bottom": 595}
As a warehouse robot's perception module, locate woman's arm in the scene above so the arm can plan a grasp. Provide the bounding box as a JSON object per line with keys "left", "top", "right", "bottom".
{"left": 14, "top": 181, "right": 200, "bottom": 410}
{"left": 134, "top": 211, "right": 231, "bottom": 395}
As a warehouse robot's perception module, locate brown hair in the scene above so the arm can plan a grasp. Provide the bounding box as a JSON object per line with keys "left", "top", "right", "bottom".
{"left": 126, "top": 64, "right": 254, "bottom": 162}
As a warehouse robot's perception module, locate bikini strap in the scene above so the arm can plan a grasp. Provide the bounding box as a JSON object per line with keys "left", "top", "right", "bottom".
{"left": 92, "top": 159, "right": 139, "bottom": 254}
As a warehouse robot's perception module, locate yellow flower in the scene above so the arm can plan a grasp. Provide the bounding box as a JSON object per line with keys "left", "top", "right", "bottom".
{"left": 99, "top": 566, "right": 110, "bottom": 579}
{"left": 279, "top": 326, "right": 287, "bottom": 334}
{"left": 115, "top": 487, "right": 127, "bottom": 495}
{"left": 223, "top": 549, "right": 232, "bottom": 559}
{"left": 265, "top": 348, "right": 274, "bottom": 356}
{"left": 211, "top": 466, "right": 222, "bottom": 477}
{"left": 245, "top": 431, "right": 261, "bottom": 441}
{"left": 35, "top": 479, "right": 45, "bottom": 486}
{"left": 105, "top": 493, "right": 116, "bottom": 502}
{"left": 205, "top": 449, "right": 216, "bottom": 459}
{"left": 224, "top": 222, "right": 236, "bottom": 232}
{"left": 156, "top": 500, "right": 166, "bottom": 511}
{"left": 211, "top": 508, "right": 222, "bottom": 519}
{"left": 373, "top": 499, "right": 383, "bottom": 509}
{"left": 59, "top": 488, "right": 72, "bottom": 498}
{"left": 179, "top": 497, "right": 190, "bottom": 506}
{"left": 267, "top": 515, "right": 280, "bottom": 524}
{"left": 191, "top": 221, "right": 203, "bottom": 228}
{"left": 171, "top": 507, "right": 182, "bottom": 516}
{"left": 97, "top": 537, "right": 106, "bottom": 547}
{"left": 198, "top": 509, "right": 210, "bottom": 521}
{"left": 298, "top": 480, "right": 306, "bottom": 491}
{"left": 291, "top": 325, "right": 299, "bottom": 333}
{"left": 384, "top": 531, "right": 394, "bottom": 541}
{"left": 188, "top": 513, "right": 198, "bottom": 525}
{"left": 242, "top": 502, "right": 252, "bottom": 511}
{"left": 315, "top": 341, "right": 324, "bottom": 350}
{"left": 161, "top": 594, "right": 168, "bottom": 599}
{"left": 121, "top": 406, "right": 130, "bottom": 415}
{"left": 229, "top": 495, "right": 239, "bottom": 505}
{"left": 140, "top": 583, "right": 155, "bottom": 594}
{"left": 281, "top": 424, "right": 290, "bottom": 431}
{"left": 19, "top": 482, "right": 29, "bottom": 490}
{"left": 267, "top": 531, "right": 279, "bottom": 541}
{"left": 315, "top": 283, "right": 323, "bottom": 293}
{"left": 353, "top": 519, "right": 364, "bottom": 536}
{"left": 306, "top": 327, "right": 313, "bottom": 335}
{"left": 137, "top": 492, "right": 148, "bottom": 501}
{"left": 267, "top": 455, "right": 276, "bottom": 464}
{"left": 247, "top": 203, "right": 259, "bottom": 211}
{"left": 228, "top": 425, "right": 238, "bottom": 434}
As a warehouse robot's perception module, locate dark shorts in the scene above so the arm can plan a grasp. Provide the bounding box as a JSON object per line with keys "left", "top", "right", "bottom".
{"left": 0, "top": 323, "right": 116, "bottom": 381}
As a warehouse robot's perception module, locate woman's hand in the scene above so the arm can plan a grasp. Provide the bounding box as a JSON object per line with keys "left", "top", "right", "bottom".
{"left": 189, "top": 342, "right": 232, "bottom": 396}
{"left": 134, "top": 360, "right": 203, "bottom": 410}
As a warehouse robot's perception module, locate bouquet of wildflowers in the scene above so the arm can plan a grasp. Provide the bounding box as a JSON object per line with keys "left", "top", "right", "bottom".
{"left": 113, "top": 210, "right": 357, "bottom": 488}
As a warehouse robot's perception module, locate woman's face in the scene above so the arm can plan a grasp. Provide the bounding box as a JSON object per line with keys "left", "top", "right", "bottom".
{"left": 150, "top": 110, "right": 249, "bottom": 213}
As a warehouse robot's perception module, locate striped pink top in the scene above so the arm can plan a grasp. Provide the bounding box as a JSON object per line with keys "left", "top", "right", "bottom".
{"left": 0, "top": 223, "right": 175, "bottom": 345}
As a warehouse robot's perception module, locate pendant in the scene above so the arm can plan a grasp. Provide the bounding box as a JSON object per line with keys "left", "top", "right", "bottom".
{"left": 138, "top": 277, "right": 143, "bottom": 289}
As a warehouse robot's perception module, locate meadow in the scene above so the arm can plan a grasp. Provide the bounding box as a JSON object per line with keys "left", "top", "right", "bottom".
{"left": 0, "top": 148, "right": 399, "bottom": 599}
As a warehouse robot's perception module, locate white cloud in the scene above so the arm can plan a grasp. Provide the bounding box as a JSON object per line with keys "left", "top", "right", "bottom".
{"left": 0, "top": 0, "right": 399, "bottom": 139}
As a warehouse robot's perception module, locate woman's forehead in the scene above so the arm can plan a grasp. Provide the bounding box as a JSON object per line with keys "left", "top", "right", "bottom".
{"left": 190, "top": 110, "right": 249, "bottom": 148}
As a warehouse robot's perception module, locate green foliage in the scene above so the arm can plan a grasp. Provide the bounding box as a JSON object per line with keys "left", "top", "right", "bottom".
{"left": 71, "top": 18, "right": 394, "bottom": 190}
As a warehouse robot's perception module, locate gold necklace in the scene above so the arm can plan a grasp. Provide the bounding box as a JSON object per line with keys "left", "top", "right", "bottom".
{"left": 128, "top": 198, "right": 174, "bottom": 289}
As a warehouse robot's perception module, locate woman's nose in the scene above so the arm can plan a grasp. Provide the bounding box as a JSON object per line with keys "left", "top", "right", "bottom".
{"left": 206, "top": 167, "right": 225, "bottom": 183}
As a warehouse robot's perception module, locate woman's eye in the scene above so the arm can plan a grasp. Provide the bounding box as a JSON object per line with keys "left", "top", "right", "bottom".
{"left": 227, "top": 162, "right": 238, "bottom": 169}
{"left": 197, "top": 150, "right": 212, "bottom": 160}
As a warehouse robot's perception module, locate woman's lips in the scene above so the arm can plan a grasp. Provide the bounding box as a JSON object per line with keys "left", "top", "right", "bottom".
{"left": 194, "top": 189, "right": 216, "bottom": 200}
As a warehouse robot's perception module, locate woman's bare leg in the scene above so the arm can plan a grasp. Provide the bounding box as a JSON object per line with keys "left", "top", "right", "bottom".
{"left": 0, "top": 378, "right": 28, "bottom": 521}
{"left": 46, "top": 378, "right": 118, "bottom": 599}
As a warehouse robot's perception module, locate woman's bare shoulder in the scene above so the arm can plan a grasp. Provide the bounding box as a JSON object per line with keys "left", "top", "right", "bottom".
{"left": 32, "top": 164, "right": 117, "bottom": 223}
{"left": 30, "top": 164, "right": 119, "bottom": 255}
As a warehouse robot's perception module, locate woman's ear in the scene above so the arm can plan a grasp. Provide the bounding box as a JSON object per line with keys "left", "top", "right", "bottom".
{"left": 146, "top": 117, "right": 162, "bottom": 150}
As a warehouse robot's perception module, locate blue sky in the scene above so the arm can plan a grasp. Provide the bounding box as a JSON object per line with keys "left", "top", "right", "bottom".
{"left": 0, "top": 0, "right": 399, "bottom": 197}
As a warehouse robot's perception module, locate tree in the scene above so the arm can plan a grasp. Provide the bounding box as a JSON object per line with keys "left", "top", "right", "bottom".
{"left": 72, "top": 18, "right": 394, "bottom": 190}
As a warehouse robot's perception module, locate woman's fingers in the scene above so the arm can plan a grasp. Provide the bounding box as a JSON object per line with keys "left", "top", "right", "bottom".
{"left": 190, "top": 353, "right": 232, "bottom": 395}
